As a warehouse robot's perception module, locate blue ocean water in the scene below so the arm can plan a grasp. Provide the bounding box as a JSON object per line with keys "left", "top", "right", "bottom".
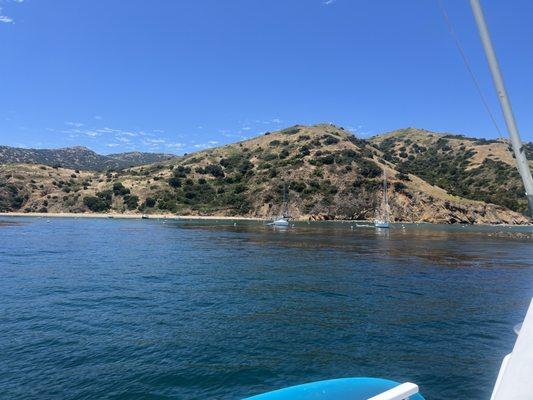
{"left": 0, "top": 217, "right": 532, "bottom": 400}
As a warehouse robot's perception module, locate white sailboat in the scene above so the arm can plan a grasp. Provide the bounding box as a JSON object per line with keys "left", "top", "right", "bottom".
{"left": 268, "top": 182, "right": 290, "bottom": 227}
{"left": 374, "top": 170, "right": 390, "bottom": 229}
{"left": 271, "top": 216, "right": 289, "bottom": 227}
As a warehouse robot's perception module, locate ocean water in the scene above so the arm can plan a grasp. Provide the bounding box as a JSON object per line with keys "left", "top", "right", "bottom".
{"left": 0, "top": 217, "right": 532, "bottom": 400}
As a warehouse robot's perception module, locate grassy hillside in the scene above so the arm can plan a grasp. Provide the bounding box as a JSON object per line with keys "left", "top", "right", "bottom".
{"left": 0, "top": 124, "right": 529, "bottom": 224}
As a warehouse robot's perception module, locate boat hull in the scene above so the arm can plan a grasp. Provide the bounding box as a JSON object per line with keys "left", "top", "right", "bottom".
{"left": 272, "top": 218, "right": 289, "bottom": 227}
{"left": 244, "top": 377, "right": 424, "bottom": 400}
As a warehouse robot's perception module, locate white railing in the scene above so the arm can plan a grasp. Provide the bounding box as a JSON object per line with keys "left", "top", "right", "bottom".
{"left": 368, "top": 382, "right": 419, "bottom": 400}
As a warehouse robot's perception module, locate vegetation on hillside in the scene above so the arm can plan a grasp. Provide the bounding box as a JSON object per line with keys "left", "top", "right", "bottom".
{"left": 0, "top": 125, "right": 530, "bottom": 224}
{"left": 372, "top": 128, "right": 530, "bottom": 213}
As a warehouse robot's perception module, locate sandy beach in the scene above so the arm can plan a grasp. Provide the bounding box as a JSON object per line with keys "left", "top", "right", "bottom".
{"left": 0, "top": 212, "right": 263, "bottom": 221}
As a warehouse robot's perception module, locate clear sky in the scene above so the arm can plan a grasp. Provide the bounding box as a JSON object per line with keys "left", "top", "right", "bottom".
{"left": 1, "top": 0, "right": 532, "bottom": 154}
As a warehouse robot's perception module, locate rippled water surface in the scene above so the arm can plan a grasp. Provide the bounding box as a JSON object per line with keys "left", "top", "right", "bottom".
{"left": 1, "top": 217, "right": 532, "bottom": 400}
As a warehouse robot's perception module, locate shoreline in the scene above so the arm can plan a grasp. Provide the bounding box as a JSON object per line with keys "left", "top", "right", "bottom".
{"left": 0, "top": 212, "right": 530, "bottom": 227}
{"left": 0, "top": 212, "right": 263, "bottom": 221}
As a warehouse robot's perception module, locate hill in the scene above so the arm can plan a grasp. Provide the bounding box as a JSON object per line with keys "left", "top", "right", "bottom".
{"left": 370, "top": 127, "right": 533, "bottom": 213}
{"left": 0, "top": 145, "right": 176, "bottom": 171}
{"left": 0, "top": 124, "right": 529, "bottom": 224}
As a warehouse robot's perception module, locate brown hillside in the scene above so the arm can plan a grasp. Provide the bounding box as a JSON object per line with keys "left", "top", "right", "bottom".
{"left": 0, "top": 124, "right": 528, "bottom": 224}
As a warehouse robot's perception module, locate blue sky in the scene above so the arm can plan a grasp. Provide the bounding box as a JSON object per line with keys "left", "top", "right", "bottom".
{"left": 1, "top": 0, "right": 532, "bottom": 154}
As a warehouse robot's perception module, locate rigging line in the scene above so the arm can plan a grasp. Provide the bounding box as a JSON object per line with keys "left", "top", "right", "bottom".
{"left": 436, "top": 0, "right": 505, "bottom": 141}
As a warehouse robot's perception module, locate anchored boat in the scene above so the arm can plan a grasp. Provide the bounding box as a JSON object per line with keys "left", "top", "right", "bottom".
{"left": 267, "top": 182, "right": 291, "bottom": 227}
{"left": 269, "top": 217, "right": 289, "bottom": 227}
{"left": 374, "top": 169, "right": 390, "bottom": 229}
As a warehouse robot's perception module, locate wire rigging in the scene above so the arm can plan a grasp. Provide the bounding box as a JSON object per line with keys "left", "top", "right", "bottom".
{"left": 436, "top": 0, "right": 505, "bottom": 141}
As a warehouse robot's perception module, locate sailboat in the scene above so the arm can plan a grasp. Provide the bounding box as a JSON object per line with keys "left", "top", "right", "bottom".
{"left": 374, "top": 170, "right": 390, "bottom": 229}
{"left": 271, "top": 215, "right": 289, "bottom": 227}
{"left": 268, "top": 182, "right": 290, "bottom": 227}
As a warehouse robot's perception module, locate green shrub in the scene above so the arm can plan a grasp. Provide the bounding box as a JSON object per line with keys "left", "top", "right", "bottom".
{"left": 113, "top": 182, "right": 130, "bottom": 196}
{"left": 145, "top": 197, "right": 156, "bottom": 207}
{"left": 299, "top": 146, "right": 310, "bottom": 156}
{"left": 394, "top": 182, "right": 407, "bottom": 191}
{"left": 397, "top": 172, "right": 410, "bottom": 181}
{"left": 291, "top": 181, "right": 306, "bottom": 193}
{"left": 239, "top": 160, "right": 254, "bottom": 174}
{"left": 358, "top": 159, "right": 381, "bottom": 178}
{"left": 280, "top": 126, "right": 301, "bottom": 135}
{"left": 83, "top": 196, "right": 111, "bottom": 212}
{"left": 205, "top": 164, "right": 225, "bottom": 178}
{"left": 257, "top": 162, "right": 271, "bottom": 170}
{"left": 157, "top": 199, "right": 178, "bottom": 212}
{"left": 123, "top": 194, "right": 139, "bottom": 210}
{"left": 323, "top": 135, "right": 339, "bottom": 145}
{"left": 234, "top": 184, "right": 246, "bottom": 194}
{"left": 173, "top": 166, "right": 191, "bottom": 178}
{"left": 97, "top": 190, "right": 113, "bottom": 201}
{"left": 279, "top": 149, "right": 290, "bottom": 159}
{"left": 262, "top": 152, "right": 277, "bottom": 161}
{"left": 314, "top": 154, "right": 334, "bottom": 165}
{"left": 168, "top": 177, "right": 182, "bottom": 188}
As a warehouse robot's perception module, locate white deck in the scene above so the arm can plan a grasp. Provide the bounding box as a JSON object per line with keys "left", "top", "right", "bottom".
{"left": 491, "top": 298, "right": 533, "bottom": 400}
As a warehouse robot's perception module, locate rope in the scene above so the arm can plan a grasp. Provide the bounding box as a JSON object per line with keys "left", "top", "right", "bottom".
{"left": 436, "top": 0, "right": 505, "bottom": 141}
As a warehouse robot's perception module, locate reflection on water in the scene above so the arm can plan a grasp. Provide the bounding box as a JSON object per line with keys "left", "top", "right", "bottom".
{"left": 0, "top": 217, "right": 532, "bottom": 400}
{"left": 177, "top": 220, "right": 531, "bottom": 268}
{"left": 0, "top": 220, "right": 24, "bottom": 227}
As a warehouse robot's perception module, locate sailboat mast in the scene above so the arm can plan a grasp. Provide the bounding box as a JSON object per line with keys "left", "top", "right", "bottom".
{"left": 470, "top": 0, "right": 533, "bottom": 216}
{"left": 383, "top": 170, "right": 388, "bottom": 206}
{"left": 383, "top": 170, "right": 388, "bottom": 219}
{"left": 282, "top": 181, "right": 288, "bottom": 216}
